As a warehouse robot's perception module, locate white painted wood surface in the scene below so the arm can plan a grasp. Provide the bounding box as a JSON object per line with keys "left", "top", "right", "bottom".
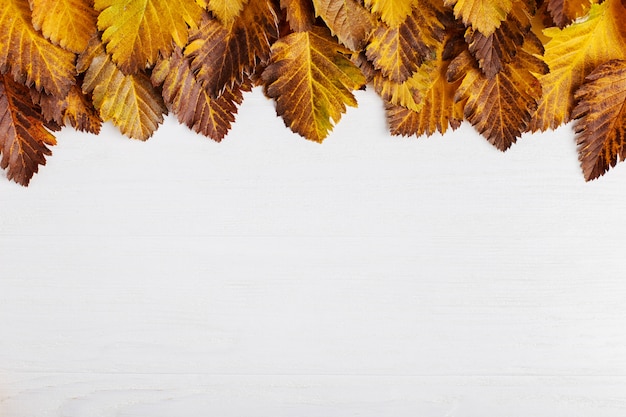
{"left": 2, "top": 88, "right": 626, "bottom": 416}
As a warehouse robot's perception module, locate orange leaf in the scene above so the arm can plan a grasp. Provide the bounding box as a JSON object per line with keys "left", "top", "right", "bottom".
{"left": 0, "top": 0, "right": 76, "bottom": 97}
{"left": 185, "top": 1, "right": 279, "bottom": 97}
{"left": 0, "top": 74, "right": 56, "bottom": 186}
{"left": 30, "top": 0, "right": 98, "bottom": 53}
{"left": 280, "top": 0, "right": 316, "bottom": 32}
{"left": 573, "top": 59, "right": 626, "bottom": 180}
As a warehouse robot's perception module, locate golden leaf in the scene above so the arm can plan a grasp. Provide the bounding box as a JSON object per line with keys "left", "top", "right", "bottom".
{"left": 444, "top": 0, "right": 513, "bottom": 36}
{"left": 185, "top": 1, "right": 279, "bottom": 97}
{"left": 572, "top": 60, "right": 626, "bottom": 180}
{"left": 0, "top": 0, "right": 75, "bottom": 97}
{"left": 207, "top": 0, "right": 248, "bottom": 24}
{"left": 373, "top": 67, "right": 433, "bottom": 112}
{"left": 530, "top": 0, "right": 626, "bottom": 131}
{"left": 312, "top": 0, "right": 376, "bottom": 50}
{"left": 366, "top": 3, "right": 444, "bottom": 83}
{"left": 262, "top": 26, "right": 366, "bottom": 142}
{"left": 281, "top": 0, "right": 316, "bottom": 32}
{"left": 447, "top": 36, "right": 547, "bottom": 150}
{"left": 547, "top": 0, "right": 593, "bottom": 28}
{"left": 153, "top": 49, "right": 250, "bottom": 141}
{"left": 95, "top": 0, "right": 204, "bottom": 74}
{"left": 364, "top": 0, "right": 418, "bottom": 27}
{"left": 0, "top": 74, "right": 56, "bottom": 186}
{"left": 30, "top": 0, "right": 98, "bottom": 53}
{"left": 79, "top": 39, "right": 166, "bottom": 140}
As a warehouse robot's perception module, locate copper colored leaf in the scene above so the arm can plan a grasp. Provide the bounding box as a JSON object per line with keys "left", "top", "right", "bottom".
{"left": 153, "top": 49, "right": 249, "bottom": 141}
{"left": 572, "top": 60, "right": 626, "bottom": 180}
{"left": 30, "top": 0, "right": 98, "bottom": 53}
{"left": 312, "top": 0, "right": 376, "bottom": 50}
{"left": 444, "top": 0, "right": 513, "bottom": 35}
{"left": 530, "top": 0, "right": 626, "bottom": 131}
{"left": 262, "top": 26, "right": 366, "bottom": 142}
{"left": 547, "top": 0, "right": 593, "bottom": 28}
{"left": 208, "top": 0, "right": 248, "bottom": 24}
{"left": 185, "top": 1, "right": 279, "bottom": 97}
{"left": 366, "top": 4, "right": 444, "bottom": 83}
{"left": 0, "top": 74, "right": 56, "bottom": 186}
{"left": 281, "top": 0, "right": 315, "bottom": 32}
{"left": 80, "top": 40, "right": 166, "bottom": 140}
{"left": 364, "top": 0, "right": 418, "bottom": 27}
{"left": 30, "top": 85, "right": 101, "bottom": 134}
{"left": 447, "top": 38, "right": 547, "bottom": 150}
{"left": 95, "top": 0, "right": 204, "bottom": 74}
{"left": 0, "top": 0, "right": 75, "bottom": 97}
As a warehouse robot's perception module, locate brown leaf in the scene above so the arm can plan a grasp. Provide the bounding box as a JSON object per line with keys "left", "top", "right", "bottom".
{"left": 547, "top": 0, "right": 593, "bottom": 28}
{"left": 185, "top": 1, "right": 279, "bottom": 97}
{"left": 572, "top": 59, "right": 626, "bottom": 180}
{"left": 153, "top": 49, "right": 250, "bottom": 141}
{"left": 0, "top": 74, "right": 56, "bottom": 186}
{"left": 281, "top": 0, "right": 316, "bottom": 32}
{"left": 312, "top": 0, "right": 376, "bottom": 50}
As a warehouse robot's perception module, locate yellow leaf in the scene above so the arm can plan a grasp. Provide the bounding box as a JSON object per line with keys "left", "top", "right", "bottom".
{"left": 364, "top": 0, "right": 418, "bottom": 27}
{"left": 373, "top": 67, "right": 433, "bottom": 112}
{"left": 262, "top": 26, "right": 366, "bottom": 142}
{"left": 447, "top": 36, "right": 547, "bottom": 150}
{"left": 79, "top": 39, "right": 166, "bottom": 140}
{"left": 547, "top": 0, "right": 594, "bottom": 28}
{"left": 0, "top": 74, "right": 56, "bottom": 186}
{"left": 0, "top": 0, "right": 75, "bottom": 97}
{"left": 530, "top": 0, "right": 626, "bottom": 131}
{"left": 366, "top": 3, "right": 444, "bottom": 83}
{"left": 30, "top": 0, "right": 98, "bottom": 53}
{"left": 185, "top": 1, "right": 279, "bottom": 97}
{"left": 95, "top": 0, "right": 204, "bottom": 74}
{"left": 153, "top": 49, "right": 250, "bottom": 141}
{"left": 207, "top": 0, "right": 248, "bottom": 24}
{"left": 444, "top": 0, "right": 512, "bottom": 36}
{"left": 386, "top": 35, "right": 465, "bottom": 136}
{"left": 572, "top": 59, "right": 626, "bottom": 180}
{"left": 312, "top": 0, "right": 376, "bottom": 50}
{"left": 280, "top": 0, "right": 316, "bottom": 32}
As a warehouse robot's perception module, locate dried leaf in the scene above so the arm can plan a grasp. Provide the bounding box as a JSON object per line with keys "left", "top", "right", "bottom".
{"left": 208, "top": 0, "right": 249, "bottom": 24}
{"left": 373, "top": 67, "right": 433, "bottom": 112}
{"left": 0, "top": 74, "right": 56, "bottom": 186}
{"left": 95, "top": 0, "right": 204, "bottom": 74}
{"left": 547, "top": 0, "right": 593, "bottom": 28}
{"left": 312, "top": 0, "right": 376, "bottom": 50}
{"left": 0, "top": 0, "right": 76, "bottom": 97}
{"left": 366, "top": 3, "right": 444, "bottom": 83}
{"left": 80, "top": 39, "right": 166, "bottom": 140}
{"left": 531, "top": 0, "right": 626, "bottom": 131}
{"left": 573, "top": 60, "right": 626, "bottom": 180}
{"left": 153, "top": 49, "right": 249, "bottom": 141}
{"left": 447, "top": 36, "right": 547, "bottom": 150}
{"left": 444, "top": 0, "right": 513, "bottom": 36}
{"left": 30, "top": 0, "right": 98, "bottom": 53}
{"left": 281, "top": 0, "right": 316, "bottom": 32}
{"left": 185, "top": 1, "right": 279, "bottom": 97}
{"left": 262, "top": 26, "right": 366, "bottom": 142}
{"left": 364, "top": 0, "right": 418, "bottom": 27}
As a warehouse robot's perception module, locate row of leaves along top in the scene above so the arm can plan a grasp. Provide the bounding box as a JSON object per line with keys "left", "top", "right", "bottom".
{"left": 1, "top": 0, "right": 625, "bottom": 185}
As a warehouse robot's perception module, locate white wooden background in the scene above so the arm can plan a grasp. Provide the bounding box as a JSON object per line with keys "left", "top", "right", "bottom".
{"left": 1, "top": 88, "right": 626, "bottom": 416}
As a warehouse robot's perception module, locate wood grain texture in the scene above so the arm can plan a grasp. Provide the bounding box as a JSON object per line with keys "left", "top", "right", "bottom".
{"left": 1, "top": 88, "right": 626, "bottom": 416}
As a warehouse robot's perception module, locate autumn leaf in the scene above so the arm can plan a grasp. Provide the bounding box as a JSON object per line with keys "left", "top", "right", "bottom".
{"left": 185, "top": 0, "right": 279, "bottom": 97}
{"left": 0, "top": 0, "right": 76, "bottom": 98}
{"left": 0, "top": 74, "right": 56, "bottom": 186}
{"left": 208, "top": 0, "right": 248, "bottom": 24}
{"left": 30, "top": 0, "right": 98, "bottom": 53}
{"left": 444, "top": 0, "right": 513, "bottom": 36}
{"left": 79, "top": 39, "right": 166, "bottom": 140}
{"left": 572, "top": 60, "right": 626, "bottom": 180}
{"left": 373, "top": 67, "right": 433, "bottom": 112}
{"left": 30, "top": 84, "right": 102, "bottom": 134}
{"left": 364, "top": 0, "right": 417, "bottom": 27}
{"left": 152, "top": 49, "right": 249, "bottom": 141}
{"left": 281, "top": 0, "right": 316, "bottom": 32}
{"left": 386, "top": 31, "right": 465, "bottom": 136}
{"left": 447, "top": 35, "right": 547, "bottom": 150}
{"left": 312, "top": 0, "right": 376, "bottom": 50}
{"left": 366, "top": 2, "right": 444, "bottom": 83}
{"left": 95, "top": 0, "right": 204, "bottom": 74}
{"left": 262, "top": 26, "right": 366, "bottom": 142}
{"left": 547, "top": 0, "right": 593, "bottom": 28}
{"left": 531, "top": 0, "right": 626, "bottom": 131}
